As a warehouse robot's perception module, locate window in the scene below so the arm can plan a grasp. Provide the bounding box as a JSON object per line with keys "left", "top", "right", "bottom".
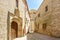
{"left": 38, "top": 14, "right": 40, "bottom": 17}
{"left": 16, "top": 0, "right": 18, "bottom": 7}
{"left": 34, "top": 12, "right": 36, "bottom": 14}
{"left": 45, "top": 5, "right": 48, "bottom": 12}
{"left": 42, "top": 23, "right": 47, "bottom": 30}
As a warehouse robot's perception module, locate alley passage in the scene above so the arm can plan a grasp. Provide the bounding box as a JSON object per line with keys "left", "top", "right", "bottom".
{"left": 27, "top": 33, "right": 60, "bottom": 40}
{"left": 14, "top": 33, "right": 60, "bottom": 40}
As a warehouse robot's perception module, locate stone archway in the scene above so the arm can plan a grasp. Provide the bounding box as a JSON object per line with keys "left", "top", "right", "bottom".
{"left": 11, "top": 21, "right": 18, "bottom": 40}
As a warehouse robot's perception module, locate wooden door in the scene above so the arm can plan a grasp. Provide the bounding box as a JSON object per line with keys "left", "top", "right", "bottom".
{"left": 11, "top": 21, "right": 18, "bottom": 40}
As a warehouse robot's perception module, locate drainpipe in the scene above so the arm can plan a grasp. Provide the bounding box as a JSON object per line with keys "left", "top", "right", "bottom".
{"left": 7, "top": 12, "right": 10, "bottom": 40}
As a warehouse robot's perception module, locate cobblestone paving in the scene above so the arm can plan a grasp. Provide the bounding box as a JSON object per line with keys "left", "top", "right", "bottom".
{"left": 14, "top": 33, "right": 60, "bottom": 40}
{"left": 27, "top": 33, "right": 60, "bottom": 40}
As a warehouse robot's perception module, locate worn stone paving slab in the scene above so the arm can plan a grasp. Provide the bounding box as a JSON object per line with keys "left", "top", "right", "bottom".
{"left": 14, "top": 33, "right": 60, "bottom": 40}
{"left": 27, "top": 33, "right": 60, "bottom": 40}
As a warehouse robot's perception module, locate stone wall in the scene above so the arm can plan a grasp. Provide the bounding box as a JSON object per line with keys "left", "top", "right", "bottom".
{"left": 29, "top": 10, "right": 36, "bottom": 33}
{"left": 48, "top": 0, "right": 60, "bottom": 37}
{"left": 35, "top": 0, "right": 60, "bottom": 37}
{"left": 0, "top": 0, "right": 29, "bottom": 40}
{"left": 0, "top": 0, "right": 8, "bottom": 40}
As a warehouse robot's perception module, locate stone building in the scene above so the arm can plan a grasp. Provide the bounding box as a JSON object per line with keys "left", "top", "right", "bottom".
{"left": 29, "top": 9, "right": 36, "bottom": 33}
{"left": 35, "top": 0, "right": 60, "bottom": 37}
{"left": 0, "top": 0, "right": 29, "bottom": 40}
{"left": 26, "top": 11, "right": 30, "bottom": 34}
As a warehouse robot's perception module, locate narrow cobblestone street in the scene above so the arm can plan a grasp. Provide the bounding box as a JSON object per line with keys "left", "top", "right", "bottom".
{"left": 27, "top": 33, "right": 60, "bottom": 40}
{"left": 14, "top": 33, "right": 60, "bottom": 40}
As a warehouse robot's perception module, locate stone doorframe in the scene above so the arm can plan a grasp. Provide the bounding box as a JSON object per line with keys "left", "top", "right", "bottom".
{"left": 9, "top": 17, "right": 22, "bottom": 40}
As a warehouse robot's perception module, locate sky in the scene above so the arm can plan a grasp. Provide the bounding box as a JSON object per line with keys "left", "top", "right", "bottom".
{"left": 26, "top": 0, "right": 43, "bottom": 10}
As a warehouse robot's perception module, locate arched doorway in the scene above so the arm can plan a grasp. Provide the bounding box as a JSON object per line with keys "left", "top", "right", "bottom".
{"left": 11, "top": 21, "right": 18, "bottom": 40}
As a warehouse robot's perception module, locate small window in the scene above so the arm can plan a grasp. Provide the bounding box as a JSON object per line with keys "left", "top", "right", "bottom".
{"left": 38, "top": 14, "right": 40, "bottom": 17}
{"left": 42, "top": 23, "right": 47, "bottom": 30}
{"left": 45, "top": 5, "right": 48, "bottom": 12}
{"left": 34, "top": 12, "right": 36, "bottom": 14}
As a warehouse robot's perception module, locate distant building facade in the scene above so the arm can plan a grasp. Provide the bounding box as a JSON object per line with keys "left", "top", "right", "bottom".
{"left": 0, "top": 0, "right": 29, "bottom": 40}
{"left": 35, "top": 0, "right": 60, "bottom": 37}
{"left": 29, "top": 10, "right": 36, "bottom": 33}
